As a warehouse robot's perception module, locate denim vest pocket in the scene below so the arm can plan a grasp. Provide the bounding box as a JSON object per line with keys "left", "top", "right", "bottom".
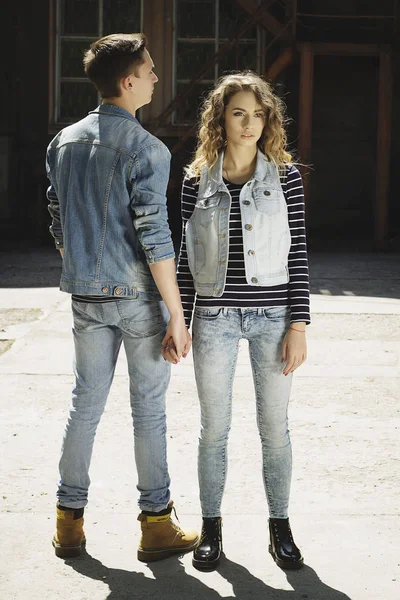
{"left": 193, "top": 195, "right": 221, "bottom": 228}
{"left": 186, "top": 221, "right": 206, "bottom": 276}
{"left": 253, "top": 188, "right": 281, "bottom": 214}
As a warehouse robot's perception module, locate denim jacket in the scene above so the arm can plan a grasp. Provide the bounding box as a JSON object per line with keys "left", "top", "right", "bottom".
{"left": 185, "top": 149, "right": 291, "bottom": 297}
{"left": 46, "top": 104, "right": 175, "bottom": 299}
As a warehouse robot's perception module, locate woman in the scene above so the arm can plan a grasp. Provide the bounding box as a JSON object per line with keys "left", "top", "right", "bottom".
{"left": 173, "top": 72, "right": 310, "bottom": 571}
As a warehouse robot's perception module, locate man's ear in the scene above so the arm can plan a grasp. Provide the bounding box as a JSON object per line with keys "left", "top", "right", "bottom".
{"left": 121, "top": 75, "right": 133, "bottom": 92}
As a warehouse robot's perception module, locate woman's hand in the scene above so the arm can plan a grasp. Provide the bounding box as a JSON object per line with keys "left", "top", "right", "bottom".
{"left": 281, "top": 325, "right": 307, "bottom": 376}
{"left": 161, "top": 323, "right": 191, "bottom": 364}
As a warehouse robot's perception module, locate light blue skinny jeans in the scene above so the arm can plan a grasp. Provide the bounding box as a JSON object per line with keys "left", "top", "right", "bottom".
{"left": 192, "top": 306, "right": 293, "bottom": 519}
{"left": 57, "top": 299, "right": 171, "bottom": 512}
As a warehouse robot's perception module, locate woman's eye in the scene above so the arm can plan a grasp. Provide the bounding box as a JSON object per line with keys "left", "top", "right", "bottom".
{"left": 255, "top": 113, "right": 265, "bottom": 118}
{"left": 233, "top": 112, "right": 243, "bottom": 116}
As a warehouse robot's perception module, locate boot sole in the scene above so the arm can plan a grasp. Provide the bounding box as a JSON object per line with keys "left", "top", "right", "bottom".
{"left": 192, "top": 554, "right": 221, "bottom": 572}
{"left": 137, "top": 537, "right": 199, "bottom": 563}
{"left": 269, "top": 545, "right": 304, "bottom": 570}
{"left": 53, "top": 537, "right": 86, "bottom": 559}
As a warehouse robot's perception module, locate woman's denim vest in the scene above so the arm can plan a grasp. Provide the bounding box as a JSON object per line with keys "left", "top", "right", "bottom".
{"left": 185, "top": 150, "right": 291, "bottom": 297}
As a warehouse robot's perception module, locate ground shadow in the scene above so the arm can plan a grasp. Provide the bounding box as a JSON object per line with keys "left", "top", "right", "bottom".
{"left": 307, "top": 252, "right": 400, "bottom": 300}
{"left": 1, "top": 248, "right": 399, "bottom": 301}
{"left": 65, "top": 550, "right": 352, "bottom": 600}
{"left": 0, "top": 247, "right": 62, "bottom": 287}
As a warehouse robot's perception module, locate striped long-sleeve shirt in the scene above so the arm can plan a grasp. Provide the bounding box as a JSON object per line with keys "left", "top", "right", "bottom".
{"left": 176, "top": 164, "right": 310, "bottom": 328}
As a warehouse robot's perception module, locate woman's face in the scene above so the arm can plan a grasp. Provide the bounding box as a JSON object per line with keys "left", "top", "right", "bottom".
{"left": 223, "top": 90, "right": 266, "bottom": 148}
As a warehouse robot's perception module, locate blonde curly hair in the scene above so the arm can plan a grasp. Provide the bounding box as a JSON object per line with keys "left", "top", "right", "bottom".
{"left": 186, "top": 72, "right": 292, "bottom": 179}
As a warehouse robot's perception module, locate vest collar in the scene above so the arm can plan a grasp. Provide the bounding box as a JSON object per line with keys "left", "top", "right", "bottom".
{"left": 198, "top": 149, "right": 280, "bottom": 198}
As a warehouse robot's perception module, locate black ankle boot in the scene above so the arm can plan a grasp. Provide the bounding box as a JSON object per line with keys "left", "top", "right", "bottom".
{"left": 192, "top": 517, "right": 222, "bottom": 571}
{"left": 269, "top": 518, "right": 304, "bottom": 570}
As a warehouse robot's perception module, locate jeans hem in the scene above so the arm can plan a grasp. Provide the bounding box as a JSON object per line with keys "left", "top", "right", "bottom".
{"left": 56, "top": 500, "right": 88, "bottom": 510}
{"left": 138, "top": 503, "right": 170, "bottom": 513}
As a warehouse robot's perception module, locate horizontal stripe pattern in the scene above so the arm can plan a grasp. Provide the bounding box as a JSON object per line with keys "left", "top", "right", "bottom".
{"left": 177, "top": 165, "right": 311, "bottom": 328}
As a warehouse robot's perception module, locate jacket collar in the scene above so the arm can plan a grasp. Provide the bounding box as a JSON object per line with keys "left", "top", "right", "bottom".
{"left": 198, "top": 149, "right": 280, "bottom": 198}
{"left": 89, "top": 103, "right": 139, "bottom": 124}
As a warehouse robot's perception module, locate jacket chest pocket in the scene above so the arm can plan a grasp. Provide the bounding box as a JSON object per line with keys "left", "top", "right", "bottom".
{"left": 253, "top": 188, "right": 282, "bottom": 214}
{"left": 191, "top": 194, "right": 221, "bottom": 228}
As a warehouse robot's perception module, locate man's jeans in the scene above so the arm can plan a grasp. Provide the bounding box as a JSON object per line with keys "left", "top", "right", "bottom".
{"left": 192, "top": 306, "right": 293, "bottom": 519}
{"left": 57, "top": 299, "right": 171, "bottom": 512}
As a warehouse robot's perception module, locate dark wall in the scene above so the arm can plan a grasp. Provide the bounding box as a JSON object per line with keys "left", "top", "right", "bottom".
{"left": 389, "top": 48, "right": 400, "bottom": 249}
{"left": 284, "top": 50, "right": 399, "bottom": 251}
{"left": 0, "top": 1, "right": 50, "bottom": 247}
{"left": 1, "top": 1, "right": 399, "bottom": 251}
{"left": 309, "top": 55, "right": 379, "bottom": 247}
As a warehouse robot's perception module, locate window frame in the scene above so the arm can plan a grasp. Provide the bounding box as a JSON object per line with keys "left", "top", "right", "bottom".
{"left": 52, "top": 0, "right": 143, "bottom": 126}
{"left": 172, "top": 0, "right": 265, "bottom": 125}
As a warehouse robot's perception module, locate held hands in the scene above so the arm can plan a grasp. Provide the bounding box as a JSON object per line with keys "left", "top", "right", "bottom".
{"left": 281, "top": 325, "right": 307, "bottom": 376}
{"left": 161, "top": 315, "right": 192, "bottom": 364}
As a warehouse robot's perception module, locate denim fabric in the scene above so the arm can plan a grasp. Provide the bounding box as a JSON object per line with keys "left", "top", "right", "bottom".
{"left": 192, "top": 306, "right": 293, "bottom": 518}
{"left": 57, "top": 299, "right": 171, "bottom": 512}
{"left": 185, "top": 149, "right": 291, "bottom": 297}
{"left": 46, "top": 104, "right": 175, "bottom": 298}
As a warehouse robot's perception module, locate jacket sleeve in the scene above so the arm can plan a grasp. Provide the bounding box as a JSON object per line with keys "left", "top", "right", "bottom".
{"left": 286, "top": 165, "right": 311, "bottom": 324}
{"left": 130, "top": 142, "right": 175, "bottom": 264}
{"left": 46, "top": 149, "right": 64, "bottom": 250}
{"left": 176, "top": 176, "right": 197, "bottom": 328}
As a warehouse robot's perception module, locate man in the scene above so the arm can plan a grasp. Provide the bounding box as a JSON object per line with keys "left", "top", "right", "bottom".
{"left": 46, "top": 33, "right": 198, "bottom": 561}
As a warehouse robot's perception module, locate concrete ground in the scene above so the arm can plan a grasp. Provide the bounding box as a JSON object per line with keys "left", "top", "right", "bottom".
{"left": 0, "top": 249, "right": 399, "bottom": 600}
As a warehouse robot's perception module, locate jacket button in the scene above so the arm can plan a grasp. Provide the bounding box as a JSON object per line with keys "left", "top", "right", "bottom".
{"left": 264, "top": 190, "right": 271, "bottom": 196}
{"left": 248, "top": 250, "right": 255, "bottom": 256}
{"left": 115, "top": 287, "right": 123, "bottom": 295}
{"left": 251, "top": 277, "right": 258, "bottom": 283}
{"left": 243, "top": 200, "right": 250, "bottom": 206}
{"left": 101, "top": 286, "right": 109, "bottom": 293}
{"left": 245, "top": 224, "right": 253, "bottom": 231}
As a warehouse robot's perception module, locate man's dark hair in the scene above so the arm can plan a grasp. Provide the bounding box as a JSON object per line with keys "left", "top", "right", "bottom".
{"left": 83, "top": 33, "right": 148, "bottom": 98}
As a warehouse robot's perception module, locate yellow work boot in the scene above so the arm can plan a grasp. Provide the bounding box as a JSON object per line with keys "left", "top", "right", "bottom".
{"left": 137, "top": 501, "right": 199, "bottom": 562}
{"left": 52, "top": 505, "right": 86, "bottom": 558}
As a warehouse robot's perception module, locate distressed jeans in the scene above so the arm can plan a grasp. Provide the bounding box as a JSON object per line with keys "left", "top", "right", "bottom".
{"left": 192, "top": 306, "right": 293, "bottom": 519}
{"left": 57, "top": 299, "right": 171, "bottom": 512}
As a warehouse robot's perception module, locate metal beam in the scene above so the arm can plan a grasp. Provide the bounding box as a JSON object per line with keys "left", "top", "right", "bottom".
{"left": 298, "top": 43, "right": 314, "bottom": 202}
{"left": 235, "top": 0, "right": 291, "bottom": 40}
{"left": 307, "top": 42, "right": 381, "bottom": 56}
{"left": 266, "top": 46, "right": 293, "bottom": 81}
{"left": 375, "top": 50, "right": 393, "bottom": 249}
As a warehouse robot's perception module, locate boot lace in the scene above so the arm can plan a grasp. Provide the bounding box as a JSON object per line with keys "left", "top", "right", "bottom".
{"left": 200, "top": 518, "right": 222, "bottom": 543}
{"left": 272, "top": 519, "right": 294, "bottom": 543}
{"left": 170, "top": 504, "right": 185, "bottom": 536}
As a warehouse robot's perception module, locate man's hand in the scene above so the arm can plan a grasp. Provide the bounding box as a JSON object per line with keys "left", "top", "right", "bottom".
{"left": 281, "top": 325, "right": 307, "bottom": 376}
{"left": 149, "top": 258, "right": 190, "bottom": 364}
{"left": 161, "top": 316, "right": 191, "bottom": 364}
